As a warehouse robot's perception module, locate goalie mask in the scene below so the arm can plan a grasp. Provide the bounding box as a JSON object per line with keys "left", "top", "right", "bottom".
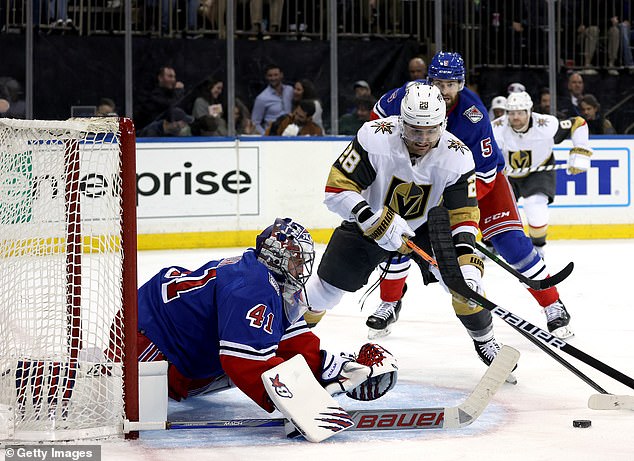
{"left": 256, "top": 218, "right": 315, "bottom": 323}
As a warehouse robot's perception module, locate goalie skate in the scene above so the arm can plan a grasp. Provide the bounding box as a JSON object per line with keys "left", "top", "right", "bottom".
{"left": 366, "top": 300, "right": 401, "bottom": 339}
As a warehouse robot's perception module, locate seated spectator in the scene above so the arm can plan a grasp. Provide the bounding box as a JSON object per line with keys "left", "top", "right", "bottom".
{"left": 507, "top": 82, "right": 526, "bottom": 94}
{"left": 137, "top": 107, "right": 193, "bottom": 137}
{"left": 0, "top": 77, "right": 25, "bottom": 119}
{"left": 578, "top": 94, "right": 616, "bottom": 135}
{"left": 558, "top": 72, "right": 584, "bottom": 118}
{"left": 265, "top": 100, "right": 323, "bottom": 136}
{"left": 192, "top": 77, "right": 227, "bottom": 135}
{"left": 96, "top": 97, "right": 117, "bottom": 116}
{"left": 293, "top": 78, "right": 324, "bottom": 133}
{"left": 408, "top": 56, "right": 427, "bottom": 81}
{"left": 342, "top": 80, "right": 374, "bottom": 115}
{"left": 338, "top": 95, "right": 375, "bottom": 135}
{"left": 488, "top": 95, "right": 507, "bottom": 120}
{"left": 0, "top": 97, "right": 9, "bottom": 115}
{"left": 235, "top": 97, "right": 258, "bottom": 135}
{"left": 251, "top": 63, "right": 294, "bottom": 135}
{"left": 191, "top": 115, "right": 228, "bottom": 136}
{"left": 533, "top": 88, "right": 566, "bottom": 118}
{"left": 135, "top": 66, "right": 185, "bottom": 131}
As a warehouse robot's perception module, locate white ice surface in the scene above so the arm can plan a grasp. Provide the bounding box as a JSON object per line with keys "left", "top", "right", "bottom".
{"left": 7, "top": 240, "right": 634, "bottom": 460}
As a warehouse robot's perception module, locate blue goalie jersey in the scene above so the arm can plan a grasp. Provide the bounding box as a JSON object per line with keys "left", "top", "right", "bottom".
{"left": 138, "top": 249, "right": 292, "bottom": 380}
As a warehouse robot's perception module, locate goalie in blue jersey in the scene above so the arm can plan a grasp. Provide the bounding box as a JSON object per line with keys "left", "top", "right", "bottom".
{"left": 108, "top": 217, "right": 397, "bottom": 441}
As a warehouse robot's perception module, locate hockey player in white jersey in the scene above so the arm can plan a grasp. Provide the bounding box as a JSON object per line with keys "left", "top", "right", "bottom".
{"left": 304, "top": 82, "right": 513, "bottom": 371}
{"left": 492, "top": 91, "right": 592, "bottom": 257}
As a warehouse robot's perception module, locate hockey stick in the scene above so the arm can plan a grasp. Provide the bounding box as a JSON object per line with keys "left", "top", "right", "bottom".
{"left": 503, "top": 163, "right": 568, "bottom": 175}
{"left": 475, "top": 241, "right": 574, "bottom": 290}
{"left": 166, "top": 346, "right": 519, "bottom": 432}
{"left": 588, "top": 394, "right": 634, "bottom": 411}
{"left": 415, "top": 206, "right": 634, "bottom": 394}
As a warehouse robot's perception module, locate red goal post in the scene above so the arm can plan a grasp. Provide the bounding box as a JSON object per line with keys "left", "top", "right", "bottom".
{"left": 0, "top": 117, "right": 138, "bottom": 441}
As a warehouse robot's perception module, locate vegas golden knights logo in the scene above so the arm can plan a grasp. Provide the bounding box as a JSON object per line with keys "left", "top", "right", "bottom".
{"left": 509, "top": 150, "right": 532, "bottom": 169}
{"left": 384, "top": 177, "right": 431, "bottom": 220}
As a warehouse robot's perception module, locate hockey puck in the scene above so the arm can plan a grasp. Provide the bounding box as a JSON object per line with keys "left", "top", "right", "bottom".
{"left": 573, "top": 419, "right": 592, "bottom": 428}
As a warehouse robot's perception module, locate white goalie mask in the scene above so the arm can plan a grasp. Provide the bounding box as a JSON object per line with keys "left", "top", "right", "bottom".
{"left": 256, "top": 218, "right": 315, "bottom": 323}
{"left": 399, "top": 82, "right": 447, "bottom": 147}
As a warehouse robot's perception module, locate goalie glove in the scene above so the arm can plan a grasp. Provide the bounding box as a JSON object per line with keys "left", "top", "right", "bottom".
{"left": 567, "top": 147, "right": 592, "bottom": 175}
{"left": 319, "top": 343, "right": 398, "bottom": 401}
{"left": 353, "top": 202, "right": 415, "bottom": 253}
{"left": 452, "top": 254, "right": 485, "bottom": 311}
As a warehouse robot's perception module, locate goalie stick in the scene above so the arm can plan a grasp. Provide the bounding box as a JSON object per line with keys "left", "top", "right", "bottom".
{"left": 410, "top": 206, "right": 634, "bottom": 394}
{"left": 475, "top": 241, "right": 574, "bottom": 290}
{"left": 165, "top": 346, "right": 519, "bottom": 432}
{"left": 588, "top": 394, "right": 634, "bottom": 411}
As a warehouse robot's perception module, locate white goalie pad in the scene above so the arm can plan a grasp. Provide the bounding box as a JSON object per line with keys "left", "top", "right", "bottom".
{"left": 262, "top": 354, "right": 354, "bottom": 442}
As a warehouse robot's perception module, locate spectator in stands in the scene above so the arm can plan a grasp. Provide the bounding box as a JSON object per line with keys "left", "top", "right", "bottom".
{"left": 507, "top": 82, "right": 526, "bottom": 94}
{"left": 577, "top": 1, "right": 622, "bottom": 75}
{"left": 47, "top": 0, "right": 72, "bottom": 29}
{"left": 192, "top": 77, "right": 227, "bottom": 135}
{"left": 235, "top": 97, "right": 258, "bottom": 135}
{"left": 408, "top": 56, "right": 427, "bottom": 81}
{"left": 578, "top": 94, "right": 616, "bottom": 135}
{"left": 0, "top": 97, "right": 9, "bottom": 115}
{"left": 135, "top": 66, "right": 185, "bottom": 131}
{"left": 342, "top": 80, "right": 374, "bottom": 115}
{"left": 338, "top": 95, "right": 375, "bottom": 135}
{"left": 138, "top": 107, "right": 193, "bottom": 137}
{"left": 488, "top": 95, "right": 507, "bottom": 120}
{"left": 265, "top": 100, "right": 323, "bottom": 136}
{"left": 534, "top": 88, "right": 566, "bottom": 118}
{"left": 251, "top": 63, "right": 294, "bottom": 135}
{"left": 559, "top": 72, "right": 584, "bottom": 118}
{"left": 96, "top": 98, "right": 117, "bottom": 116}
{"left": 0, "top": 77, "right": 25, "bottom": 119}
{"left": 610, "top": 10, "right": 634, "bottom": 74}
{"left": 250, "top": 0, "right": 285, "bottom": 37}
{"left": 292, "top": 78, "right": 324, "bottom": 133}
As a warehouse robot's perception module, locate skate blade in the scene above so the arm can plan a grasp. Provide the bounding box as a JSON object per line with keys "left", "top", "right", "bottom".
{"left": 368, "top": 326, "right": 392, "bottom": 340}
{"left": 551, "top": 325, "right": 574, "bottom": 339}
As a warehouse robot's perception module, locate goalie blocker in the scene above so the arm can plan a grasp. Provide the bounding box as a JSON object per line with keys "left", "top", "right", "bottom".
{"left": 262, "top": 343, "right": 398, "bottom": 442}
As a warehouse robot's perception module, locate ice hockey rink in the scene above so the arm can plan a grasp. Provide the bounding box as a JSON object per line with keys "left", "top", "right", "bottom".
{"left": 37, "top": 239, "right": 634, "bottom": 460}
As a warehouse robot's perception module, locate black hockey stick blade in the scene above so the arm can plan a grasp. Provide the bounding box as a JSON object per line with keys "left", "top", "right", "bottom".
{"left": 475, "top": 241, "right": 574, "bottom": 290}
{"left": 426, "top": 205, "right": 634, "bottom": 393}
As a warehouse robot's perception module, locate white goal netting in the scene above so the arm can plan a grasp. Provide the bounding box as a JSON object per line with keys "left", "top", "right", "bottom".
{"left": 0, "top": 118, "right": 134, "bottom": 441}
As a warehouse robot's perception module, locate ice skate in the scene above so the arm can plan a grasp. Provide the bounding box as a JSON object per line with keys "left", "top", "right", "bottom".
{"left": 366, "top": 299, "right": 401, "bottom": 339}
{"left": 473, "top": 337, "right": 517, "bottom": 384}
{"left": 544, "top": 299, "right": 573, "bottom": 339}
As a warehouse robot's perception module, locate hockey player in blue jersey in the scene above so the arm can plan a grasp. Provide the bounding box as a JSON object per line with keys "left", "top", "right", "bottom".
{"left": 365, "top": 51, "right": 573, "bottom": 343}
{"left": 109, "top": 218, "right": 397, "bottom": 442}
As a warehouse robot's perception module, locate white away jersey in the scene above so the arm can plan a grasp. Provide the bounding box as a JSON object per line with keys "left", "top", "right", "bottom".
{"left": 492, "top": 113, "right": 590, "bottom": 178}
{"left": 324, "top": 116, "right": 477, "bottom": 231}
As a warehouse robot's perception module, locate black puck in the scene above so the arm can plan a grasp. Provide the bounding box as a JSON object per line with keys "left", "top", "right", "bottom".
{"left": 573, "top": 419, "right": 591, "bottom": 428}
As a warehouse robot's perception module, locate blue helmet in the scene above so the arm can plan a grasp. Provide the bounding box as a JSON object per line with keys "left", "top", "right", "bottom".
{"left": 428, "top": 52, "right": 466, "bottom": 83}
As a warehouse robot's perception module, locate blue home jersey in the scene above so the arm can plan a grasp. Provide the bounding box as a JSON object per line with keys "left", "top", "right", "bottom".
{"left": 138, "top": 250, "right": 289, "bottom": 379}
{"left": 373, "top": 81, "right": 506, "bottom": 192}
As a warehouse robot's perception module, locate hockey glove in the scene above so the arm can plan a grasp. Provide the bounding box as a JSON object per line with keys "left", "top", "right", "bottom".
{"left": 452, "top": 253, "right": 485, "bottom": 311}
{"left": 319, "top": 343, "right": 398, "bottom": 401}
{"left": 353, "top": 203, "right": 415, "bottom": 253}
{"left": 567, "top": 147, "right": 592, "bottom": 175}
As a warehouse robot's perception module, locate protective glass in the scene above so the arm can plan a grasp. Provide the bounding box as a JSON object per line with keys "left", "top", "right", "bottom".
{"left": 402, "top": 122, "right": 442, "bottom": 145}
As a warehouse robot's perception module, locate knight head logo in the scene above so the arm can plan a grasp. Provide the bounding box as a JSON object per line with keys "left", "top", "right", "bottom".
{"left": 269, "top": 374, "right": 293, "bottom": 398}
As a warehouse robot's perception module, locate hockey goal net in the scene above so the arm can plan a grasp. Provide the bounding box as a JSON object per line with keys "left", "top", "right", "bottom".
{"left": 0, "top": 117, "right": 138, "bottom": 441}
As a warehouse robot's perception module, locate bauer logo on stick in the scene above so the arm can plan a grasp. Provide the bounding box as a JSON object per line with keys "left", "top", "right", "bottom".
{"left": 268, "top": 374, "right": 293, "bottom": 398}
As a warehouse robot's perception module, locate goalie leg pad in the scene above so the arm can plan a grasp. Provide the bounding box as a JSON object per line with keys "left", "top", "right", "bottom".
{"left": 262, "top": 355, "right": 354, "bottom": 442}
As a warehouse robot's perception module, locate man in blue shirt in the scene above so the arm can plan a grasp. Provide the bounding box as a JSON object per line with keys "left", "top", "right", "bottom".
{"left": 251, "top": 64, "right": 294, "bottom": 134}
